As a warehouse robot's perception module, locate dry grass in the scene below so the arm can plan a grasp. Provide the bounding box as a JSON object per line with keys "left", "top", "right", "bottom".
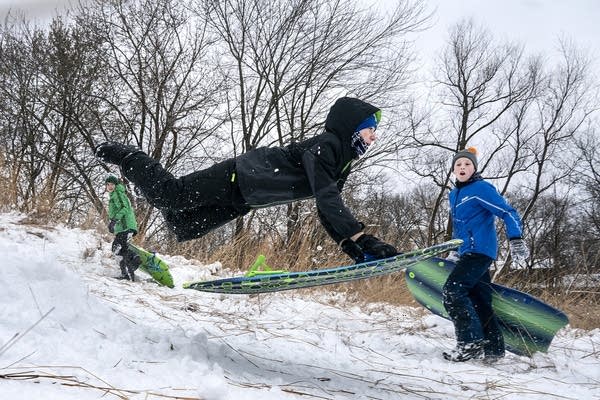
{"left": 0, "top": 367, "right": 204, "bottom": 400}
{"left": 561, "top": 294, "right": 600, "bottom": 329}
{"left": 195, "top": 231, "right": 600, "bottom": 330}
{"left": 333, "top": 275, "right": 418, "bottom": 306}
{"left": 4, "top": 179, "right": 599, "bottom": 331}
{"left": 204, "top": 226, "right": 350, "bottom": 274}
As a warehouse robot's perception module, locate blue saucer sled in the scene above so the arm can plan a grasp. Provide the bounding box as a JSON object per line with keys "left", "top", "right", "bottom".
{"left": 184, "top": 240, "right": 462, "bottom": 294}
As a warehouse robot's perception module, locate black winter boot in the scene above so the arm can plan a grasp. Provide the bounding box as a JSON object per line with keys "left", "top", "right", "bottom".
{"left": 483, "top": 332, "right": 505, "bottom": 362}
{"left": 129, "top": 253, "right": 141, "bottom": 271}
{"left": 482, "top": 353, "right": 504, "bottom": 364}
{"left": 126, "top": 253, "right": 141, "bottom": 282}
{"left": 95, "top": 141, "right": 143, "bottom": 166}
{"left": 117, "top": 259, "right": 131, "bottom": 280}
{"left": 443, "top": 340, "right": 485, "bottom": 362}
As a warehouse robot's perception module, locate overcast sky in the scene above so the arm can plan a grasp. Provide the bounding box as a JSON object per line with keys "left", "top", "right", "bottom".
{"left": 0, "top": 0, "right": 74, "bottom": 20}
{"left": 412, "top": 0, "right": 599, "bottom": 66}
{"left": 1, "top": 0, "right": 598, "bottom": 73}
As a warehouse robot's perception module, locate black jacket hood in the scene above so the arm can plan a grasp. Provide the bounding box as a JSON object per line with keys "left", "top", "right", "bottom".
{"left": 325, "top": 97, "right": 380, "bottom": 159}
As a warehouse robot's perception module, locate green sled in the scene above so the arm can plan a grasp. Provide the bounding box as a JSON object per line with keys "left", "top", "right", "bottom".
{"left": 405, "top": 257, "right": 569, "bottom": 357}
{"left": 128, "top": 244, "right": 174, "bottom": 288}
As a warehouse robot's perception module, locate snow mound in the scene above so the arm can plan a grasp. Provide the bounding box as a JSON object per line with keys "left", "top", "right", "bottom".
{"left": 0, "top": 213, "right": 598, "bottom": 399}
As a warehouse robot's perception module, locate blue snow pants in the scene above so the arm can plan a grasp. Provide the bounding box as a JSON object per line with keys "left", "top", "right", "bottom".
{"left": 442, "top": 252, "right": 504, "bottom": 356}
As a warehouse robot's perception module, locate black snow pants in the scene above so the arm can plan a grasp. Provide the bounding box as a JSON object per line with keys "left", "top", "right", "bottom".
{"left": 111, "top": 230, "right": 140, "bottom": 279}
{"left": 121, "top": 153, "right": 251, "bottom": 242}
{"left": 442, "top": 252, "right": 505, "bottom": 357}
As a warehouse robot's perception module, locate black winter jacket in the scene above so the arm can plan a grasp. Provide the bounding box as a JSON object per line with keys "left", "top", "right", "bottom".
{"left": 235, "top": 97, "right": 379, "bottom": 243}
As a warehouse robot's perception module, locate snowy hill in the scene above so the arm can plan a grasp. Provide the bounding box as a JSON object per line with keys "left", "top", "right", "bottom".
{"left": 0, "top": 212, "right": 598, "bottom": 400}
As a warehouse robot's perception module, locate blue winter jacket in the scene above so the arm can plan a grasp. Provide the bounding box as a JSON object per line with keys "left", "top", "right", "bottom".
{"left": 449, "top": 175, "right": 523, "bottom": 260}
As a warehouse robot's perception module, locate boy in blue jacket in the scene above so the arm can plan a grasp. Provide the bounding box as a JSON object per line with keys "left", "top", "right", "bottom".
{"left": 443, "top": 147, "right": 529, "bottom": 362}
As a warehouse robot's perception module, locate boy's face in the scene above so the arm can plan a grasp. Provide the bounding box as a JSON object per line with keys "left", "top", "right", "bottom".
{"left": 106, "top": 182, "right": 116, "bottom": 192}
{"left": 453, "top": 157, "right": 475, "bottom": 182}
{"left": 359, "top": 127, "right": 377, "bottom": 145}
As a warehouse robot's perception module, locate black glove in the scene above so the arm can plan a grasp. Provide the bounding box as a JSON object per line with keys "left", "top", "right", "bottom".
{"left": 95, "top": 141, "right": 142, "bottom": 165}
{"left": 356, "top": 234, "right": 398, "bottom": 260}
{"left": 108, "top": 219, "right": 117, "bottom": 233}
{"left": 340, "top": 239, "right": 365, "bottom": 263}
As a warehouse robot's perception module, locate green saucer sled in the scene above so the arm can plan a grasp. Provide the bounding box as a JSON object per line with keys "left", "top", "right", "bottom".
{"left": 405, "top": 257, "right": 569, "bottom": 357}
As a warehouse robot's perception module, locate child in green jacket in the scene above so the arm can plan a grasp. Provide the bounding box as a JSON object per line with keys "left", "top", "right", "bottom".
{"left": 105, "top": 175, "right": 140, "bottom": 281}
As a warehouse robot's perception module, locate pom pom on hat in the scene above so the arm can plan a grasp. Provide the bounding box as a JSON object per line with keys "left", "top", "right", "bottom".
{"left": 452, "top": 147, "right": 478, "bottom": 170}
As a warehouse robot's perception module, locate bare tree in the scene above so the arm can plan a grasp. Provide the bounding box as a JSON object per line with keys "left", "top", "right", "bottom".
{"left": 573, "top": 123, "right": 600, "bottom": 272}
{"left": 404, "top": 20, "right": 541, "bottom": 244}
{"left": 577, "top": 127, "right": 600, "bottom": 235}
{"left": 490, "top": 39, "right": 596, "bottom": 273}
{"left": 0, "top": 21, "right": 41, "bottom": 210}
{"left": 518, "top": 40, "right": 595, "bottom": 222}
{"left": 0, "top": 16, "right": 107, "bottom": 221}
{"left": 80, "top": 0, "right": 225, "bottom": 238}
{"left": 403, "top": 22, "right": 596, "bottom": 281}
{"left": 202, "top": 0, "right": 429, "bottom": 241}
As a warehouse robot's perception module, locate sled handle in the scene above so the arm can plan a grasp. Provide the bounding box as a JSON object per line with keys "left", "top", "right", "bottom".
{"left": 245, "top": 254, "right": 286, "bottom": 277}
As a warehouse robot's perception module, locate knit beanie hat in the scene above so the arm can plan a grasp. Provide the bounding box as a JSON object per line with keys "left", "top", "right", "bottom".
{"left": 354, "top": 111, "right": 380, "bottom": 132}
{"left": 351, "top": 111, "right": 382, "bottom": 158}
{"left": 452, "top": 147, "right": 478, "bottom": 170}
{"left": 105, "top": 174, "right": 120, "bottom": 185}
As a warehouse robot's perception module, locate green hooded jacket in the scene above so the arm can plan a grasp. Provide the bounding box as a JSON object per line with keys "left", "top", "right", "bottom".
{"left": 108, "top": 183, "right": 138, "bottom": 234}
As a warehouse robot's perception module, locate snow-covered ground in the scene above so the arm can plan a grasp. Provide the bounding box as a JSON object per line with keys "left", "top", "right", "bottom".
{"left": 0, "top": 212, "right": 598, "bottom": 400}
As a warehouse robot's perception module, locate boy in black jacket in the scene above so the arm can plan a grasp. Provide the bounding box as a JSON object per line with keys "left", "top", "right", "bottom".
{"left": 95, "top": 97, "right": 397, "bottom": 262}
